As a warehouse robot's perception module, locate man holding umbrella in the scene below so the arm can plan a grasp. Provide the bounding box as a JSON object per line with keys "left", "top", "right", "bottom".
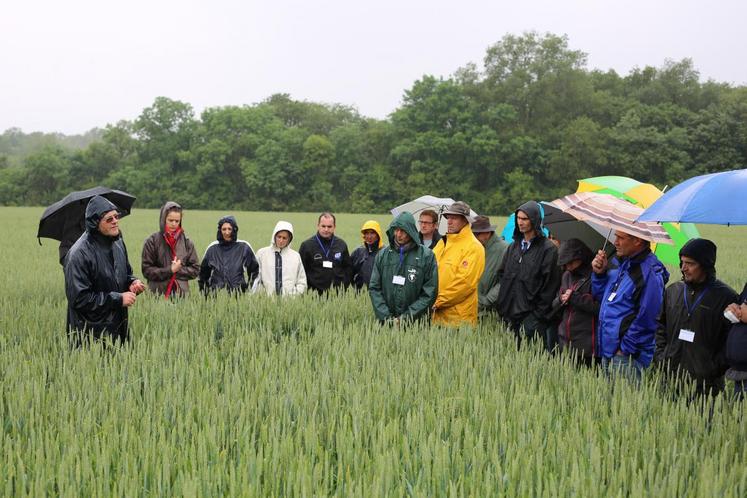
{"left": 64, "top": 196, "right": 145, "bottom": 346}
{"left": 592, "top": 231, "right": 669, "bottom": 382}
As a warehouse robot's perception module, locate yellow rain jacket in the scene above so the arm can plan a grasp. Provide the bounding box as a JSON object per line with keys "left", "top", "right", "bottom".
{"left": 432, "top": 224, "right": 485, "bottom": 326}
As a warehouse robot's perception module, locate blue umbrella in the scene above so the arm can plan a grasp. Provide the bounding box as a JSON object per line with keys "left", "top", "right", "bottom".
{"left": 638, "top": 169, "right": 747, "bottom": 225}
{"left": 500, "top": 203, "right": 550, "bottom": 241}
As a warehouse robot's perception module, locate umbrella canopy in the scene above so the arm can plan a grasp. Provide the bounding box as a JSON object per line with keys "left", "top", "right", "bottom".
{"left": 578, "top": 176, "right": 663, "bottom": 208}
{"left": 37, "top": 186, "right": 136, "bottom": 242}
{"left": 576, "top": 175, "right": 699, "bottom": 265}
{"left": 391, "top": 195, "right": 478, "bottom": 235}
{"left": 638, "top": 169, "right": 747, "bottom": 225}
{"left": 550, "top": 192, "right": 674, "bottom": 245}
{"left": 540, "top": 202, "right": 612, "bottom": 252}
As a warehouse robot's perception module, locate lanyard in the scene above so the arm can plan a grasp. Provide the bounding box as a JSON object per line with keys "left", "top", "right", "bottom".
{"left": 683, "top": 283, "right": 711, "bottom": 317}
{"left": 315, "top": 235, "right": 334, "bottom": 259}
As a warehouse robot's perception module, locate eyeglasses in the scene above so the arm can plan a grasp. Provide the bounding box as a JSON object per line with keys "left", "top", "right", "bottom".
{"left": 103, "top": 214, "right": 121, "bottom": 224}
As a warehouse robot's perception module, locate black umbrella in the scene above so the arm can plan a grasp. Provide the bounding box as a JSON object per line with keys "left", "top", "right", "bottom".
{"left": 541, "top": 201, "right": 613, "bottom": 254}
{"left": 37, "top": 186, "right": 136, "bottom": 243}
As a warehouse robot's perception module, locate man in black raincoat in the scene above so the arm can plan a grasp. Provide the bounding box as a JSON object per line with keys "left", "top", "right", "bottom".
{"left": 496, "top": 200, "right": 561, "bottom": 350}
{"left": 63, "top": 196, "right": 145, "bottom": 346}
{"left": 299, "top": 212, "right": 352, "bottom": 294}
{"left": 655, "top": 238, "right": 739, "bottom": 396}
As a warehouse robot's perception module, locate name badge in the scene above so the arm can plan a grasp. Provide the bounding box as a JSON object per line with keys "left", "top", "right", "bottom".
{"left": 392, "top": 275, "right": 406, "bottom": 286}
{"left": 322, "top": 261, "right": 333, "bottom": 269}
{"left": 607, "top": 292, "right": 617, "bottom": 302}
{"left": 678, "top": 329, "right": 695, "bottom": 343}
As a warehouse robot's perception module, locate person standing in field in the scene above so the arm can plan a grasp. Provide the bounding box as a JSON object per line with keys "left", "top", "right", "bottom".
{"left": 655, "top": 239, "right": 738, "bottom": 397}
{"left": 552, "top": 238, "right": 599, "bottom": 365}
{"left": 431, "top": 201, "right": 485, "bottom": 326}
{"left": 724, "top": 283, "right": 747, "bottom": 400}
{"left": 253, "top": 221, "right": 307, "bottom": 296}
{"left": 592, "top": 231, "right": 669, "bottom": 383}
{"left": 351, "top": 220, "right": 384, "bottom": 289}
{"left": 199, "top": 215, "right": 259, "bottom": 294}
{"left": 141, "top": 201, "right": 200, "bottom": 298}
{"left": 496, "top": 201, "right": 561, "bottom": 349}
{"left": 64, "top": 195, "right": 145, "bottom": 346}
{"left": 368, "top": 212, "right": 438, "bottom": 325}
{"left": 471, "top": 215, "right": 508, "bottom": 317}
{"left": 298, "top": 212, "right": 352, "bottom": 294}
{"left": 418, "top": 209, "right": 442, "bottom": 250}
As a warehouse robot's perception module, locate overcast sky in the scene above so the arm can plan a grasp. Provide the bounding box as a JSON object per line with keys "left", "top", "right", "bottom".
{"left": 2, "top": 0, "right": 745, "bottom": 134}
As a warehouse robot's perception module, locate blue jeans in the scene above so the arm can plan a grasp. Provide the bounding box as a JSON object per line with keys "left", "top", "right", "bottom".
{"left": 602, "top": 354, "right": 645, "bottom": 384}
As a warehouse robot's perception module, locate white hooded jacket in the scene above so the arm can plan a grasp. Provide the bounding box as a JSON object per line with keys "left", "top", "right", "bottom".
{"left": 253, "top": 221, "right": 307, "bottom": 296}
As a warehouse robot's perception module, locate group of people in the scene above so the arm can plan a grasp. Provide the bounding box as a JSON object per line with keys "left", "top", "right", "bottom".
{"left": 63, "top": 196, "right": 747, "bottom": 399}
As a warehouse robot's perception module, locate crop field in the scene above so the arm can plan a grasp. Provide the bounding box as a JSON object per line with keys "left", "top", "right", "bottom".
{"left": 1, "top": 206, "right": 746, "bottom": 496}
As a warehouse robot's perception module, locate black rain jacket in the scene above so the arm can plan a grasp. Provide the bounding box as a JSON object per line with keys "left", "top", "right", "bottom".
{"left": 496, "top": 201, "right": 561, "bottom": 323}
{"left": 725, "top": 283, "right": 747, "bottom": 371}
{"left": 656, "top": 277, "right": 739, "bottom": 393}
{"left": 198, "top": 216, "right": 259, "bottom": 293}
{"left": 63, "top": 196, "right": 137, "bottom": 343}
{"left": 299, "top": 233, "right": 352, "bottom": 293}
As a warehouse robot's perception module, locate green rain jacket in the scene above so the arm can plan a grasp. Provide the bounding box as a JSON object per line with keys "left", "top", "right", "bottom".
{"left": 478, "top": 233, "right": 509, "bottom": 312}
{"left": 369, "top": 212, "right": 438, "bottom": 322}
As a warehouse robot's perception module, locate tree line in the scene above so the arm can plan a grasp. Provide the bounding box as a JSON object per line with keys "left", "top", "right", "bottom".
{"left": 2, "top": 32, "right": 746, "bottom": 215}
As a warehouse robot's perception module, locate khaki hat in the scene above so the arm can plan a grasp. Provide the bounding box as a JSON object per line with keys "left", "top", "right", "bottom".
{"left": 471, "top": 215, "right": 496, "bottom": 233}
{"left": 442, "top": 201, "right": 471, "bottom": 219}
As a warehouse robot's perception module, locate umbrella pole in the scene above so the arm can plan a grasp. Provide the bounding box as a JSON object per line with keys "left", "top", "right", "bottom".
{"left": 601, "top": 228, "right": 613, "bottom": 253}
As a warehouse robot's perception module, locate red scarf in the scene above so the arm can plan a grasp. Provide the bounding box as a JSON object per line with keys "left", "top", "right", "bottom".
{"left": 163, "top": 227, "right": 183, "bottom": 299}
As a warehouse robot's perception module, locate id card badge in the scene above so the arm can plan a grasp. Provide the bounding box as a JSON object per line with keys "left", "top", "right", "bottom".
{"left": 322, "top": 261, "right": 333, "bottom": 269}
{"left": 607, "top": 292, "right": 617, "bottom": 302}
{"left": 678, "top": 329, "right": 695, "bottom": 343}
{"left": 392, "top": 275, "right": 406, "bottom": 286}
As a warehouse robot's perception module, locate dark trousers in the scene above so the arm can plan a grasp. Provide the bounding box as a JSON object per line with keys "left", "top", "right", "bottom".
{"left": 509, "top": 314, "right": 555, "bottom": 352}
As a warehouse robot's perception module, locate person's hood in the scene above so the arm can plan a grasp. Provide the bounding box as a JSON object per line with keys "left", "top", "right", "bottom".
{"left": 159, "top": 201, "right": 182, "bottom": 233}
{"left": 271, "top": 220, "right": 295, "bottom": 248}
{"left": 557, "top": 238, "right": 594, "bottom": 266}
{"left": 512, "top": 200, "right": 544, "bottom": 242}
{"left": 679, "top": 238, "right": 717, "bottom": 272}
{"left": 386, "top": 212, "right": 420, "bottom": 247}
{"left": 85, "top": 195, "right": 120, "bottom": 234}
{"left": 216, "top": 215, "right": 239, "bottom": 244}
{"left": 360, "top": 220, "right": 384, "bottom": 249}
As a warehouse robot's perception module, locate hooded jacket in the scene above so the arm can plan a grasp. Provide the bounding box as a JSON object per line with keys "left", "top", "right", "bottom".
{"left": 351, "top": 220, "right": 384, "bottom": 289}
{"left": 298, "top": 229, "right": 352, "bottom": 294}
{"left": 478, "top": 233, "right": 509, "bottom": 313}
{"left": 253, "top": 221, "right": 307, "bottom": 296}
{"left": 64, "top": 195, "right": 137, "bottom": 342}
{"left": 496, "top": 201, "right": 561, "bottom": 324}
{"left": 655, "top": 276, "right": 738, "bottom": 392}
{"left": 198, "top": 216, "right": 259, "bottom": 293}
{"left": 368, "top": 212, "right": 438, "bottom": 322}
{"left": 432, "top": 222, "right": 486, "bottom": 326}
{"left": 552, "top": 240, "right": 599, "bottom": 359}
{"left": 141, "top": 201, "right": 200, "bottom": 296}
{"left": 592, "top": 248, "right": 669, "bottom": 367}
